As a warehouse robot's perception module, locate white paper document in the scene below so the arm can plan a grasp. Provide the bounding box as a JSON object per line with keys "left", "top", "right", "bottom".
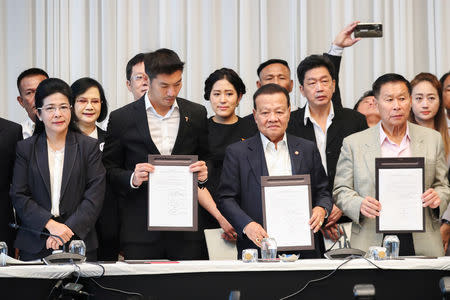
{"left": 378, "top": 168, "right": 423, "bottom": 231}
{"left": 263, "top": 185, "right": 312, "bottom": 248}
{"left": 148, "top": 165, "right": 193, "bottom": 228}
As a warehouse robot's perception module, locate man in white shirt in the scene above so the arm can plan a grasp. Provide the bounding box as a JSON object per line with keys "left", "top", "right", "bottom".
{"left": 217, "top": 83, "right": 333, "bottom": 258}
{"left": 16, "top": 68, "right": 49, "bottom": 138}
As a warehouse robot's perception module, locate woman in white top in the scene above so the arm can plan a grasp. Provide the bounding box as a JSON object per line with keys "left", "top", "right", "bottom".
{"left": 10, "top": 78, "right": 105, "bottom": 261}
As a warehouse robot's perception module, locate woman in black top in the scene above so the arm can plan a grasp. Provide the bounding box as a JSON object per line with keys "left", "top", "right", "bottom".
{"left": 204, "top": 68, "right": 257, "bottom": 240}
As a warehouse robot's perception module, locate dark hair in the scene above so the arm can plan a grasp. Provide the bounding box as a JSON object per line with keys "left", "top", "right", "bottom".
{"left": 71, "top": 77, "right": 108, "bottom": 122}
{"left": 353, "top": 90, "right": 374, "bottom": 110}
{"left": 372, "top": 73, "right": 412, "bottom": 99}
{"left": 257, "top": 59, "right": 290, "bottom": 78}
{"left": 34, "top": 78, "right": 79, "bottom": 135}
{"left": 126, "top": 53, "right": 145, "bottom": 80}
{"left": 17, "top": 68, "right": 49, "bottom": 93}
{"left": 296, "top": 55, "right": 335, "bottom": 85}
{"left": 204, "top": 68, "right": 246, "bottom": 100}
{"left": 144, "top": 48, "right": 184, "bottom": 82}
{"left": 253, "top": 83, "right": 290, "bottom": 109}
{"left": 440, "top": 71, "right": 450, "bottom": 92}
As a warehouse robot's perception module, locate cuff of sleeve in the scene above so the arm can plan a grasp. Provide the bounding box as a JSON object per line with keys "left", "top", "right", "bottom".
{"left": 130, "top": 172, "right": 139, "bottom": 189}
{"left": 328, "top": 44, "right": 344, "bottom": 56}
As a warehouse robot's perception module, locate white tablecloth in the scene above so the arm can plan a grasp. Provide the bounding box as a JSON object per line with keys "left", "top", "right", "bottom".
{"left": 2, "top": 257, "right": 450, "bottom": 279}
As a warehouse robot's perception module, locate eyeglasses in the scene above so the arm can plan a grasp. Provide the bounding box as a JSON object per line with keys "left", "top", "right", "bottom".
{"left": 37, "top": 104, "right": 72, "bottom": 114}
{"left": 130, "top": 74, "right": 148, "bottom": 82}
{"left": 75, "top": 98, "right": 102, "bottom": 106}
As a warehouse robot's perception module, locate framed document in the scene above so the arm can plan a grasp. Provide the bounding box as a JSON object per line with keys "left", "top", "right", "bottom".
{"left": 376, "top": 157, "right": 425, "bottom": 233}
{"left": 147, "top": 155, "right": 198, "bottom": 231}
{"left": 261, "top": 175, "right": 314, "bottom": 251}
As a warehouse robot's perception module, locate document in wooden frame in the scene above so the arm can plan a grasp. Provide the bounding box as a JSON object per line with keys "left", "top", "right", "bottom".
{"left": 375, "top": 157, "right": 425, "bottom": 233}
{"left": 147, "top": 155, "right": 198, "bottom": 231}
{"left": 261, "top": 175, "right": 314, "bottom": 251}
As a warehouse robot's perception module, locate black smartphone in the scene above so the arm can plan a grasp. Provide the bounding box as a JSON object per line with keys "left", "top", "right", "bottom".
{"left": 354, "top": 23, "right": 383, "bottom": 38}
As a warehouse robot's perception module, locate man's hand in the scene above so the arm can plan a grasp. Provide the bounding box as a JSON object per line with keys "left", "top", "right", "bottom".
{"left": 45, "top": 219, "right": 74, "bottom": 244}
{"left": 189, "top": 160, "right": 208, "bottom": 182}
{"left": 422, "top": 188, "right": 440, "bottom": 208}
{"left": 325, "top": 204, "right": 343, "bottom": 227}
{"left": 309, "top": 206, "right": 326, "bottom": 233}
{"left": 46, "top": 236, "right": 61, "bottom": 250}
{"left": 321, "top": 224, "right": 343, "bottom": 242}
{"left": 244, "top": 222, "right": 268, "bottom": 247}
{"left": 132, "top": 163, "right": 154, "bottom": 187}
{"left": 333, "top": 21, "right": 361, "bottom": 48}
{"left": 217, "top": 216, "right": 237, "bottom": 242}
{"left": 441, "top": 222, "right": 450, "bottom": 253}
{"left": 360, "top": 196, "right": 381, "bottom": 218}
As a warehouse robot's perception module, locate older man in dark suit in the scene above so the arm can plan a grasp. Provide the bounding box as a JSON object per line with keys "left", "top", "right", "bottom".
{"left": 0, "top": 118, "right": 22, "bottom": 256}
{"left": 217, "top": 84, "right": 333, "bottom": 258}
{"left": 103, "top": 48, "right": 215, "bottom": 260}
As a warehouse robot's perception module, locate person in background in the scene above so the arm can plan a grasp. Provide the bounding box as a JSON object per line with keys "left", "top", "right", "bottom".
{"left": 354, "top": 90, "right": 381, "bottom": 127}
{"left": 126, "top": 53, "right": 149, "bottom": 101}
{"left": 204, "top": 68, "right": 257, "bottom": 241}
{"left": 16, "top": 68, "right": 49, "bottom": 138}
{"left": 10, "top": 78, "right": 105, "bottom": 261}
{"left": 440, "top": 72, "right": 450, "bottom": 131}
{"left": 0, "top": 118, "right": 22, "bottom": 257}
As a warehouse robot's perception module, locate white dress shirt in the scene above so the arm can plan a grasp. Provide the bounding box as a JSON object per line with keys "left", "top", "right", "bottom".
{"left": 21, "top": 117, "right": 35, "bottom": 139}
{"left": 88, "top": 127, "right": 98, "bottom": 139}
{"left": 130, "top": 92, "right": 180, "bottom": 188}
{"left": 303, "top": 102, "right": 334, "bottom": 173}
{"left": 47, "top": 142, "right": 64, "bottom": 217}
{"left": 260, "top": 133, "right": 292, "bottom": 176}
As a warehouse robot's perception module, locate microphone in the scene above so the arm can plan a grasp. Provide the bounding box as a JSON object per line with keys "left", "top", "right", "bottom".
{"left": 9, "top": 223, "right": 86, "bottom": 265}
{"left": 324, "top": 224, "right": 366, "bottom": 259}
{"left": 9, "top": 223, "right": 66, "bottom": 252}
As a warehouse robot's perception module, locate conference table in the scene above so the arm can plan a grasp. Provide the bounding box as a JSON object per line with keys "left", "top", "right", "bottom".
{"left": 1, "top": 257, "right": 450, "bottom": 299}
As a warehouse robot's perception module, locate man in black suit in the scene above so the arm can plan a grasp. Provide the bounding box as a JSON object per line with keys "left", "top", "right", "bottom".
{"left": 103, "top": 48, "right": 210, "bottom": 260}
{"left": 287, "top": 55, "right": 368, "bottom": 240}
{"left": 0, "top": 118, "right": 22, "bottom": 256}
{"left": 217, "top": 84, "right": 333, "bottom": 258}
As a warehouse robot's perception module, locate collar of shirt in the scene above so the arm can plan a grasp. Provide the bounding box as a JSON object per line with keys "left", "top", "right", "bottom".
{"left": 303, "top": 102, "right": 335, "bottom": 127}
{"left": 379, "top": 123, "right": 411, "bottom": 157}
{"left": 260, "top": 132, "right": 288, "bottom": 152}
{"left": 88, "top": 127, "right": 98, "bottom": 139}
{"left": 21, "top": 117, "right": 35, "bottom": 139}
{"left": 379, "top": 123, "right": 410, "bottom": 146}
{"left": 145, "top": 91, "right": 179, "bottom": 119}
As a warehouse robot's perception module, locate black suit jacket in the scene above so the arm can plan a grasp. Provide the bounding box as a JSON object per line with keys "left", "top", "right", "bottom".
{"left": 217, "top": 133, "right": 333, "bottom": 255}
{"left": 0, "top": 118, "right": 22, "bottom": 255}
{"left": 287, "top": 104, "right": 368, "bottom": 191}
{"left": 10, "top": 131, "right": 105, "bottom": 253}
{"left": 102, "top": 96, "right": 209, "bottom": 244}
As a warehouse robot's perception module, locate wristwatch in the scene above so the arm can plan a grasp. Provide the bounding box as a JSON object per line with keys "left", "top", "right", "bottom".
{"left": 442, "top": 219, "right": 450, "bottom": 226}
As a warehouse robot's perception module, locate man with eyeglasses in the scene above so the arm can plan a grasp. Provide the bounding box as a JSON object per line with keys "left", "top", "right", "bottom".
{"left": 16, "top": 68, "right": 49, "bottom": 138}
{"left": 126, "top": 53, "right": 149, "bottom": 101}
{"left": 287, "top": 54, "right": 368, "bottom": 246}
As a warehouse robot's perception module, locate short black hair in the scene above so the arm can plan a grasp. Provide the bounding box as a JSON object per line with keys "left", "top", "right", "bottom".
{"left": 353, "top": 90, "right": 374, "bottom": 110}
{"left": 126, "top": 53, "right": 145, "bottom": 81}
{"left": 34, "top": 78, "right": 79, "bottom": 135}
{"left": 296, "top": 55, "right": 335, "bottom": 86}
{"left": 253, "top": 83, "right": 290, "bottom": 109}
{"left": 144, "top": 48, "right": 185, "bottom": 82}
{"left": 372, "top": 73, "right": 411, "bottom": 99}
{"left": 17, "top": 68, "right": 49, "bottom": 93}
{"left": 71, "top": 77, "right": 109, "bottom": 122}
{"left": 204, "top": 68, "right": 246, "bottom": 100}
{"left": 440, "top": 72, "right": 450, "bottom": 89}
{"left": 257, "top": 59, "right": 290, "bottom": 78}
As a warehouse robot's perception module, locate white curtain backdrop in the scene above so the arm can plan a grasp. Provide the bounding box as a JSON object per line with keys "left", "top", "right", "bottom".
{"left": 1, "top": 0, "right": 449, "bottom": 125}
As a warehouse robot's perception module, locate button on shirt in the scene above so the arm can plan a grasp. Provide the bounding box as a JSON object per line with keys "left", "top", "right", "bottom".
{"left": 304, "top": 103, "right": 334, "bottom": 173}
{"left": 145, "top": 93, "right": 180, "bottom": 155}
{"left": 47, "top": 142, "right": 65, "bottom": 217}
{"left": 379, "top": 124, "right": 411, "bottom": 157}
{"left": 260, "top": 133, "right": 292, "bottom": 176}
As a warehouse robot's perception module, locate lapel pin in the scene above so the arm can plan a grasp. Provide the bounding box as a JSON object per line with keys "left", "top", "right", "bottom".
{"left": 295, "top": 151, "right": 299, "bottom": 155}
{"left": 185, "top": 116, "right": 189, "bottom": 122}
{"left": 241, "top": 138, "right": 245, "bottom": 141}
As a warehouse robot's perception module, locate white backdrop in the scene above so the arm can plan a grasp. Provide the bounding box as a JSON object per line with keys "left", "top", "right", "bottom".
{"left": 1, "top": 0, "right": 449, "bottom": 124}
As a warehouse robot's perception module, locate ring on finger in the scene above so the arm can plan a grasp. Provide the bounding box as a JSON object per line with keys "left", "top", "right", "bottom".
{"left": 256, "top": 238, "right": 261, "bottom": 243}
